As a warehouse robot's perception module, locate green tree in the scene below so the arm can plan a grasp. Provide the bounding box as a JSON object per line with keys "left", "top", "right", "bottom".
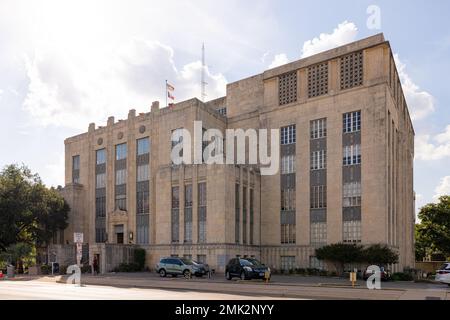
{"left": 0, "top": 243, "right": 33, "bottom": 273}
{"left": 416, "top": 195, "right": 450, "bottom": 259}
{"left": 315, "top": 243, "right": 364, "bottom": 275}
{"left": 0, "top": 164, "right": 69, "bottom": 252}
{"left": 361, "top": 244, "right": 398, "bottom": 265}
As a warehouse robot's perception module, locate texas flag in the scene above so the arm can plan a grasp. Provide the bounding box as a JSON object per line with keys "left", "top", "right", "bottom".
{"left": 166, "top": 82, "right": 175, "bottom": 92}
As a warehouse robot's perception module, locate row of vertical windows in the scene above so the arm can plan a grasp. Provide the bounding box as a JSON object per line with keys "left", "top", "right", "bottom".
{"left": 249, "top": 189, "right": 254, "bottom": 245}
{"left": 310, "top": 118, "right": 327, "bottom": 139}
{"left": 343, "top": 145, "right": 361, "bottom": 166}
{"left": 281, "top": 155, "right": 295, "bottom": 174}
{"left": 243, "top": 187, "right": 247, "bottom": 244}
{"left": 343, "top": 111, "right": 361, "bottom": 133}
{"left": 280, "top": 125, "right": 296, "bottom": 145}
{"left": 310, "top": 185, "right": 327, "bottom": 209}
{"left": 235, "top": 184, "right": 240, "bottom": 244}
{"left": 171, "top": 186, "right": 180, "bottom": 243}
{"left": 184, "top": 184, "right": 193, "bottom": 243}
{"left": 310, "top": 150, "right": 326, "bottom": 170}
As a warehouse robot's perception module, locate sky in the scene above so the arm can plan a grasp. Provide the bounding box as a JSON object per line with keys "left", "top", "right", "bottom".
{"left": 0, "top": 0, "right": 449, "bottom": 216}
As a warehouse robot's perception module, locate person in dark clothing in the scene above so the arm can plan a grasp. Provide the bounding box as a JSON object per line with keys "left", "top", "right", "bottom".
{"left": 93, "top": 256, "right": 99, "bottom": 275}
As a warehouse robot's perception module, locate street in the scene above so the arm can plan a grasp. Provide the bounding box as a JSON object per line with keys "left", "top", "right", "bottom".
{"left": 0, "top": 280, "right": 294, "bottom": 300}
{"left": 1, "top": 273, "right": 449, "bottom": 300}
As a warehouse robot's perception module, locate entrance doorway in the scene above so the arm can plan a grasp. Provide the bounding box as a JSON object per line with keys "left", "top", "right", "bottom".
{"left": 114, "top": 224, "right": 124, "bottom": 244}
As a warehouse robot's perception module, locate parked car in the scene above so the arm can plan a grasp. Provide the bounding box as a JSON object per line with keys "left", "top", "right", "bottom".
{"left": 225, "top": 258, "right": 270, "bottom": 281}
{"left": 435, "top": 262, "right": 450, "bottom": 286}
{"left": 362, "top": 265, "right": 391, "bottom": 281}
{"left": 156, "top": 257, "right": 206, "bottom": 278}
{"left": 192, "top": 260, "right": 210, "bottom": 276}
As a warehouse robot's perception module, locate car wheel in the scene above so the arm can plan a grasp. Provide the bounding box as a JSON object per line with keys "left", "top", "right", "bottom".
{"left": 240, "top": 271, "right": 246, "bottom": 281}
{"left": 159, "top": 269, "right": 166, "bottom": 277}
{"left": 226, "top": 271, "right": 232, "bottom": 280}
{"left": 183, "top": 270, "right": 191, "bottom": 279}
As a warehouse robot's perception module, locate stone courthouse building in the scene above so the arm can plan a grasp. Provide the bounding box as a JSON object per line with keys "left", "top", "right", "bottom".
{"left": 59, "top": 34, "right": 415, "bottom": 273}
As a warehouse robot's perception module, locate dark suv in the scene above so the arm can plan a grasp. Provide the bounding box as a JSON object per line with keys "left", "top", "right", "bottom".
{"left": 225, "top": 258, "right": 270, "bottom": 281}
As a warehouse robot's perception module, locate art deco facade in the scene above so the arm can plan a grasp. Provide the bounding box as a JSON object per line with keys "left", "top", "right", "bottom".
{"left": 60, "top": 33, "right": 415, "bottom": 272}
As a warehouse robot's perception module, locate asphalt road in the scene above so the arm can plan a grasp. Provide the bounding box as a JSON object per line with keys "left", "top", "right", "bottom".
{"left": 0, "top": 280, "right": 296, "bottom": 300}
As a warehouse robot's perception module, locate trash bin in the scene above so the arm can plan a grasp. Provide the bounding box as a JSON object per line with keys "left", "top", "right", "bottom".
{"left": 7, "top": 265, "right": 15, "bottom": 278}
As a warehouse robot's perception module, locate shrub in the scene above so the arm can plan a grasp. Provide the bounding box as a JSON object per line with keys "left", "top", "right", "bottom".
{"left": 59, "top": 265, "right": 68, "bottom": 275}
{"left": 134, "top": 248, "right": 146, "bottom": 271}
{"left": 114, "top": 262, "right": 141, "bottom": 272}
{"left": 391, "top": 272, "right": 413, "bottom": 281}
{"left": 288, "top": 268, "right": 294, "bottom": 274}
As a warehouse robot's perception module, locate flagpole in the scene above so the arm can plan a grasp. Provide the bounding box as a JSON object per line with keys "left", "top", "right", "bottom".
{"left": 165, "top": 79, "right": 167, "bottom": 108}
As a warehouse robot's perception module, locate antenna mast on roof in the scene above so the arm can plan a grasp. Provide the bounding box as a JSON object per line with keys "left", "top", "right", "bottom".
{"left": 201, "top": 43, "right": 207, "bottom": 102}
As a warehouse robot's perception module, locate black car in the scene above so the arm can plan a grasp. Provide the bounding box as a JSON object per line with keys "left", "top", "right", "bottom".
{"left": 225, "top": 258, "right": 270, "bottom": 281}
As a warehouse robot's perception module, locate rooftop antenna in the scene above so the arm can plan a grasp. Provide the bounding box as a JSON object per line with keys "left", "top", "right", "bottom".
{"left": 201, "top": 42, "right": 207, "bottom": 102}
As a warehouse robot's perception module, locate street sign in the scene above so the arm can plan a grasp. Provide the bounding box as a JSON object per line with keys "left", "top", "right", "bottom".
{"left": 74, "top": 232, "right": 83, "bottom": 244}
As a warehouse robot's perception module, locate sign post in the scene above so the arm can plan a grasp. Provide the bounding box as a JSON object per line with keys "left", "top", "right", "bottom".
{"left": 349, "top": 271, "right": 357, "bottom": 287}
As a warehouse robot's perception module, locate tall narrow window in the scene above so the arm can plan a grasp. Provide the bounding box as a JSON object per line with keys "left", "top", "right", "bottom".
{"left": 72, "top": 155, "right": 80, "bottom": 184}
{"left": 235, "top": 184, "right": 240, "bottom": 244}
{"left": 310, "top": 118, "right": 327, "bottom": 139}
{"left": 198, "top": 182, "right": 207, "bottom": 243}
{"left": 171, "top": 186, "right": 180, "bottom": 243}
{"left": 184, "top": 184, "right": 193, "bottom": 243}
{"left": 280, "top": 125, "right": 296, "bottom": 145}
{"left": 136, "top": 137, "right": 150, "bottom": 244}
{"left": 95, "top": 148, "right": 106, "bottom": 243}
{"left": 115, "top": 143, "right": 127, "bottom": 211}
{"left": 242, "top": 186, "right": 247, "bottom": 244}
{"left": 250, "top": 189, "right": 254, "bottom": 245}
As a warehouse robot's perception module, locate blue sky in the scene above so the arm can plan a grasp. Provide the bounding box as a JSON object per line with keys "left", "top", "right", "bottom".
{"left": 0, "top": 0, "right": 449, "bottom": 215}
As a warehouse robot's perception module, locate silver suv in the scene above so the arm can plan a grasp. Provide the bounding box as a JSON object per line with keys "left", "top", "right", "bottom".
{"left": 156, "top": 257, "right": 205, "bottom": 278}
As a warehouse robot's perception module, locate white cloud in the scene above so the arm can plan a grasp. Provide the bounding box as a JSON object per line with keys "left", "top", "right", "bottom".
{"left": 268, "top": 53, "right": 289, "bottom": 69}
{"left": 42, "top": 152, "right": 65, "bottom": 187}
{"left": 415, "top": 126, "right": 450, "bottom": 160}
{"left": 0, "top": 89, "right": 3, "bottom": 100}
{"left": 300, "top": 21, "right": 358, "bottom": 58}
{"left": 394, "top": 54, "right": 435, "bottom": 121}
{"left": 23, "top": 39, "right": 227, "bottom": 130}
{"left": 433, "top": 176, "right": 450, "bottom": 201}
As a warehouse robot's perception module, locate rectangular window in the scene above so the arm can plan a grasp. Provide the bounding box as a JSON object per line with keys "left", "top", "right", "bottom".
{"left": 243, "top": 186, "right": 247, "bottom": 244}
{"left": 280, "top": 224, "right": 296, "bottom": 244}
{"left": 343, "top": 182, "right": 361, "bottom": 207}
{"left": 280, "top": 256, "right": 296, "bottom": 271}
{"left": 96, "top": 149, "right": 106, "bottom": 165}
{"left": 279, "top": 71, "right": 297, "bottom": 105}
{"left": 235, "top": 184, "right": 240, "bottom": 244}
{"left": 137, "top": 165, "right": 149, "bottom": 182}
{"left": 136, "top": 190, "right": 149, "bottom": 214}
{"left": 281, "top": 188, "right": 296, "bottom": 211}
{"left": 184, "top": 184, "right": 193, "bottom": 243}
{"left": 171, "top": 186, "right": 180, "bottom": 243}
{"left": 310, "top": 222, "right": 327, "bottom": 246}
{"left": 280, "top": 125, "right": 296, "bottom": 145}
{"left": 343, "top": 144, "right": 361, "bottom": 166}
{"left": 95, "top": 228, "right": 106, "bottom": 243}
{"left": 136, "top": 213, "right": 149, "bottom": 244}
{"left": 115, "top": 194, "right": 126, "bottom": 211}
{"left": 115, "top": 168, "right": 127, "bottom": 185}
{"left": 72, "top": 155, "right": 80, "bottom": 184}
{"left": 281, "top": 155, "right": 295, "bottom": 174}
{"left": 310, "top": 118, "right": 327, "bottom": 139}
{"left": 343, "top": 111, "right": 361, "bottom": 133}
{"left": 115, "top": 143, "right": 127, "bottom": 160}
{"left": 340, "top": 51, "right": 363, "bottom": 90}
{"left": 250, "top": 189, "right": 254, "bottom": 245}
{"left": 310, "top": 185, "right": 327, "bottom": 209}
{"left": 198, "top": 182, "right": 207, "bottom": 243}
{"left": 137, "top": 137, "right": 150, "bottom": 155}
{"left": 95, "top": 196, "right": 106, "bottom": 217}
{"left": 96, "top": 173, "right": 106, "bottom": 189}
{"left": 310, "top": 150, "right": 326, "bottom": 170}
{"left": 343, "top": 220, "right": 362, "bottom": 243}
{"left": 217, "top": 107, "right": 227, "bottom": 116}
{"left": 308, "top": 62, "right": 328, "bottom": 98}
